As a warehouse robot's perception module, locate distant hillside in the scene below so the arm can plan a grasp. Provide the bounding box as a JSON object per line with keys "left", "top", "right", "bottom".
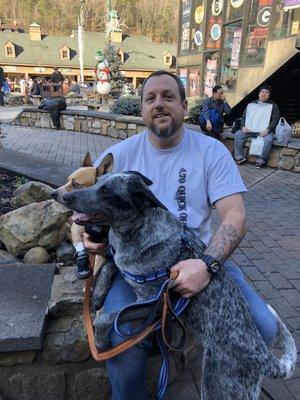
{"left": 0, "top": 0, "right": 178, "bottom": 43}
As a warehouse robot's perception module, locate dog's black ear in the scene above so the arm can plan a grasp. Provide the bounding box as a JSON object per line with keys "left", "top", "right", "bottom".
{"left": 124, "top": 171, "right": 153, "bottom": 186}
{"left": 128, "top": 181, "right": 167, "bottom": 210}
{"left": 81, "top": 152, "right": 93, "bottom": 167}
{"left": 96, "top": 153, "right": 114, "bottom": 176}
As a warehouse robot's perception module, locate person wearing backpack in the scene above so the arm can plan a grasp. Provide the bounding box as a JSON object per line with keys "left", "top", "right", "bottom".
{"left": 199, "top": 85, "right": 231, "bottom": 140}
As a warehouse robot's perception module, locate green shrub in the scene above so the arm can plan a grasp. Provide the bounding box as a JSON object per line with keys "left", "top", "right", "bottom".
{"left": 110, "top": 95, "right": 141, "bottom": 116}
{"left": 186, "top": 96, "right": 208, "bottom": 125}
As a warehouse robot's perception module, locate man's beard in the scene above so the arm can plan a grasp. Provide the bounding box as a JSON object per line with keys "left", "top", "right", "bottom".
{"left": 149, "top": 119, "right": 179, "bottom": 139}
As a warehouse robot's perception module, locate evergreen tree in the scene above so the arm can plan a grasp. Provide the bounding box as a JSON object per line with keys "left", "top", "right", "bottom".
{"left": 103, "top": 43, "right": 125, "bottom": 98}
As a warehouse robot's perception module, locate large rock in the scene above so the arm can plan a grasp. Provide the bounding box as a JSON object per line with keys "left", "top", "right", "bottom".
{"left": 0, "top": 200, "right": 71, "bottom": 256}
{"left": 23, "top": 247, "right": 50, "bottom": 264}
{"left": 12, "top": 181, "right": 54, "bottom": 207}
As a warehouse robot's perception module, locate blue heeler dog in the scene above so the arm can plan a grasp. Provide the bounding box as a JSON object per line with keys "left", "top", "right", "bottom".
{"left": 63, "top": 153, "right": 297, "bottom": 400}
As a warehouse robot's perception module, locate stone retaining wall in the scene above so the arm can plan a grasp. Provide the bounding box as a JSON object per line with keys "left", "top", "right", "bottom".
{"left": 14, "top": 108, "right": 300, "bottom": 172}
{"left": 0, "top": 265, "right": 185, "bottom": 400}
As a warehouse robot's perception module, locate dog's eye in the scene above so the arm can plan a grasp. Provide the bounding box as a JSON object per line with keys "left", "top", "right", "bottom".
{"left": 100, "top": 185, "right": 107, "bottom": 193}
{"left": 71, "top": 182, "right": 79, "bottom": 188}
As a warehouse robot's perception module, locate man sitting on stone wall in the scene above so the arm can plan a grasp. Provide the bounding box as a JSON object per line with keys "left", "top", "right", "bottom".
{"left": 234, "top": 85, "right": 280, "bottom": 169}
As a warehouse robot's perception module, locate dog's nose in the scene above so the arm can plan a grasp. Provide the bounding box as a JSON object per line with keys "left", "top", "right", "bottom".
{"left": 51, "top": 191, "right": 58, "bottom": 200}
{"left": 63, "top": 193, "right": 72, "bottom": 206}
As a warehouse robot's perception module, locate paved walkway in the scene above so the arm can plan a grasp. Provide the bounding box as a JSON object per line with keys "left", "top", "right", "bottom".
{"left": 0, "top": 116, "right": 299, "bottom": 399}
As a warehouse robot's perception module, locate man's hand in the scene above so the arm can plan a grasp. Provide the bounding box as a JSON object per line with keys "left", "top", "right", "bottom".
{"left": 170, "top": 259, "right": 211, "bottom": 298}
{"left": 259, "top": 130, "right": 268, "bottom": 137}
{"left": 82, "top": 232, "right": 107, "bottom": 253}
{"left": 242, "top": 127, "right": 250, "bottom": 133}
{"left": 206, "top": 120, "right": 212, "bottom": 132}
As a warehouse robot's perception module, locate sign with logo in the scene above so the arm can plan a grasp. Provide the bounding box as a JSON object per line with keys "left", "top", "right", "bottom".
{"left": 230, "top": 28, "right": 242, "bottom": 69}
{"left": 182, "top": 0, "right": 192, "bottom": 16}
{"left": 189, "top": 69, "right": 200, "bottom": 97}
{"left": 34, "top": 67, "right": 46, "bottom": 72}
{"left": 230, "top": 0, "right": 244, "bottom": 8}
{"left": 194, "top": 30, "right": 203, "bottom": 46}
{"left": 4, "top": 66, "right": 17, "bottom": 71}
{"left": 194, "top": 5, "right": 205, "bottom": 24}
{"left": 204, "top": 59, "right": 217, "bottom": 96}
{"left": 212, "top": 0, "right": 223, "bottom": 16}
{"left": 284, "top": 0, "right": 300, "bottom": 9}
{"left": 257, "top": 7, "right": 271, "bottom": 27}
{"left": 211, "top": 23, "right": 221, "bottom": 41}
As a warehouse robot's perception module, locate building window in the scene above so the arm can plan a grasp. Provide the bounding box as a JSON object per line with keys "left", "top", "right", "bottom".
{"left": 62, "top": 50, "right": 68, "bottom": 59}
{"left": 189, "top": 67, "right": 201, "bottom": 96}
{"left": 179, "top": 0, "right": 192, "bottom": 54}
{"left": 225, "top": 0, "right": 245, "bottom": 22}
{"left": 220, "top": 22, "right": 242, "bottom": 91}
{"left": 205, "top": 0, "right": 223, "bottom": 50}
{"left": 272, "top": 0, "right": 300, "bottom": 38}
{"left": 191, "top": 1, "right": 205, "bottom": 53}
{"left": 241, "top": 0, "right": 272, "bottom": 66}
{"left": 5, "top": 42, "right": 15, "bottom": 57}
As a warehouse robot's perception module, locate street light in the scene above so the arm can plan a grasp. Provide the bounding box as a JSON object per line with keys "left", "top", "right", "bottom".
{"left": 78, "top": 0, "right": 85, "bottom": 84}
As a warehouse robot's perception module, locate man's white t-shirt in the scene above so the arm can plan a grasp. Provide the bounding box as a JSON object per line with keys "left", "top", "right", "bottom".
{"left": 95, "top": 129, "right": 247, "bottom": 245}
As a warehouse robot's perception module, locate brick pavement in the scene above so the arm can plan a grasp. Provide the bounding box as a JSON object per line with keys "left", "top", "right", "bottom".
{"left": 0, "top": 122, "right": 299, "bottom": 399}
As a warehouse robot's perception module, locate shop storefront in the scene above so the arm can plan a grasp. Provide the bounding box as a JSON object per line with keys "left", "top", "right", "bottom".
{"left": 177, "top": 0, "right": 300, "bottom": 103}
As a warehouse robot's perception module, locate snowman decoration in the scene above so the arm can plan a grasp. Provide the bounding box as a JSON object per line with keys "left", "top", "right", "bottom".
{"left": 94, "top": 50, "right": 111, "bottom": 98}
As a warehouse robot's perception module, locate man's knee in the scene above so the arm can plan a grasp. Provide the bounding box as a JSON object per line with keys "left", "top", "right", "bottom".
{"left": 263, "top": 133, "right": 274, "bottom": 144}
{"left": 234, "top": 129, "right": 246, "bottom": 140}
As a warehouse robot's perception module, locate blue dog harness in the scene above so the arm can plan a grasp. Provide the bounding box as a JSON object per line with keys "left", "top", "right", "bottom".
{"left": 112, "top": 231, "right": 195, "bottom": 400}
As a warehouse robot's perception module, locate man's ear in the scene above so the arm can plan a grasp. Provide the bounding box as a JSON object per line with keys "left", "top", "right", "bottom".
{"left": 96, "top": 153, "right": 114, "bottom": 176}
{"left": 128, "top": 181, "right": 167, "bottom": 210}
{"left": 124, "top": 171, "right": 153, "bottom": 186}
{"left": 81, "top": 152, "right": 93, "bottom": 167}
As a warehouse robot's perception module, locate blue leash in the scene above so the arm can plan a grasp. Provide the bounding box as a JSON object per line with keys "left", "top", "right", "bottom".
{"left": 114, "top": 279, "right": 190, "bottom": 400}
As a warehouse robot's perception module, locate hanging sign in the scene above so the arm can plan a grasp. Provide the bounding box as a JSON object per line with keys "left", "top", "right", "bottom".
{"left": 284, "top": 0, "right": 300, "bottom": 9}
{"left": 230, "top": 0, "right": 244, "bottom": 8}
{"left": 210, "top": 23, "right": 221, "bottom": 41}
{"left": 194, "top": 5, "right": 205, "bottom": 24}
{"left": 257, "top": 7, "right": 271, "bottom": 27}
{"left": 194, "top": 30, "right": 203, "bottom": 46}
{"left": 212, "top": 0, "right": 223, "bottom": 16}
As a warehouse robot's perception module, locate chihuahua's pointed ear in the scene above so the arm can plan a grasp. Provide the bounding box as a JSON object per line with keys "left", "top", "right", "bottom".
{"left": 128, "top": 181, "right": 167, "bottom": 210}
{"left": 96, "top": 153, "right": 114, "bottom": 176}
{"left": 124, "top": 171, "right": 153, "bottom": 186}
{"left": 81, "top": 152, "right": 93, "bottom": 167}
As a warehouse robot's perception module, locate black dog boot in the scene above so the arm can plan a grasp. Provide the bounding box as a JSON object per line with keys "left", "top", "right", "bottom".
{"left": 74, "top": 250, "right": 92, "bottom": 279}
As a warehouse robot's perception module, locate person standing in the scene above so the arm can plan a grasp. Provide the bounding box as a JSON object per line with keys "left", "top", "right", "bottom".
{"left": 85, "top": 71, "right": 278, "bottom": 400}
{"left": 199, "top": 85, "right": 231, "bottom": 140}
{"left": 234, "top": 85, "right": 280, "bottom": 169}
{"left": 50, "top": 67, "right": 64, "bottom": 92}
{"left": 0, "top": 66, "right": 6, "bottom": 106}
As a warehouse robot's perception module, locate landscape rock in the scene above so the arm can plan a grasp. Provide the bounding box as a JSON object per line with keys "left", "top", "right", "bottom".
{"left": 0, "top": 200, "right": 71, "bottom": 256}
{"left": 0, "top": 250, "right": 19, "bottom": 265}
{"left": 12, "top": 181, "right": 54, "bottom": 207}
{"left": 56, "top": 241, "right": 75, "bottom": 265}
{"left": 48, "top": 266, "right": 84, "bottom": 317}
{"left": 23, "top": 247, "right": 50, "bottom": 264}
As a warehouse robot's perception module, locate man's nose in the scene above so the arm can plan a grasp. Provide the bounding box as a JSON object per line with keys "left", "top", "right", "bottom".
{"left": 153, "top": 96, "right": 164, "bottom": 109}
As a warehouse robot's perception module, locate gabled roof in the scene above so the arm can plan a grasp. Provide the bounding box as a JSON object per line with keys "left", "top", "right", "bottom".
{"left": 0, "top": 30, "right": 177, "bottom": 71}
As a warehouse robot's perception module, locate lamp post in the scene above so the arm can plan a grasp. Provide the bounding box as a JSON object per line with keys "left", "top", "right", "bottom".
{"left": 78, "top": 0, "right": 85, "bottom": 84}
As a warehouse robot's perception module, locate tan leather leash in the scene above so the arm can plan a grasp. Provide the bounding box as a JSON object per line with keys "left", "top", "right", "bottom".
{"left": 83, "top": 259, "right": 186, "bottom": 361}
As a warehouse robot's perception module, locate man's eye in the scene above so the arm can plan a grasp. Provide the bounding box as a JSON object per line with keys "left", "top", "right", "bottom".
{"left": 71, "top": 182, "right": 79, "bottom": 188}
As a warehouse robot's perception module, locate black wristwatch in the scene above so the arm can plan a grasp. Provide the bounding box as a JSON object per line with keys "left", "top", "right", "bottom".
{"left": 202, "top": 254, "right": 221, "bottom": 274}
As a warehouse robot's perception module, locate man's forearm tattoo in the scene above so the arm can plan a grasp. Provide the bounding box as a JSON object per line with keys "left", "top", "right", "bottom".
{"left": 206, "top": 223, "right": 245, "bottom": 263}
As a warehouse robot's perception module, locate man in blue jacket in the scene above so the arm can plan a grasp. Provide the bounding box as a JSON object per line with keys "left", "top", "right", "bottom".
{"left": 199, "top": 85, "right": 231, "bottom": 140}
{"left": 0, "top": 67, "right": 5, "bottom": 107}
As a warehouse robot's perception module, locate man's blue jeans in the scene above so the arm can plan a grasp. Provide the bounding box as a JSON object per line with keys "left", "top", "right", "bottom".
{"left": 103, "top": 262, "right": 278, "bottom": 400}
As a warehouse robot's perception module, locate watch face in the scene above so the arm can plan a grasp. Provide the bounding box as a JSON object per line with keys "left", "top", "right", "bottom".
{"left": 210, "top": 261, "right": 220, "bottom": 273}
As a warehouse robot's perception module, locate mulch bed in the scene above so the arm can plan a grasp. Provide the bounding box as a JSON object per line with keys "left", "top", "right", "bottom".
{"left": 0, "top": 170, "right": 28, "bottom": 216}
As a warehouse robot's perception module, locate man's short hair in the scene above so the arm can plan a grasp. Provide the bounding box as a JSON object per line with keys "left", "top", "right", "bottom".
{"left": 212, "top": 85, "right": 223, "bottom": 93}
{"left": 259, "top": 85, "right": 271, "bottom": 93}
{"left": 141, "top": 70, "right": 186, "bottom": 102}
